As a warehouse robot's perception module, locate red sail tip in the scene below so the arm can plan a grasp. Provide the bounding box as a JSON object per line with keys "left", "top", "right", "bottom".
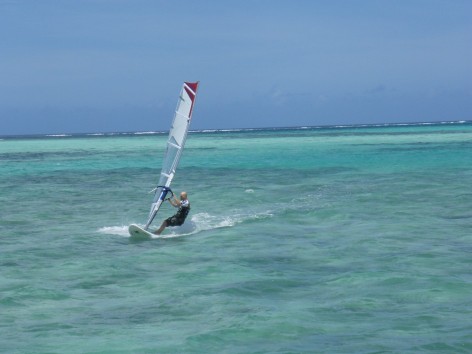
{"left": 185, "top": 82, "right": 199, "bottom": 94}
{"left": 183, "top": 81, "right": 199, "bottom": 118}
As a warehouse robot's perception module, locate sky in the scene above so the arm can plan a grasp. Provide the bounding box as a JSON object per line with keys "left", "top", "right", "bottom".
{"left": 1, "top": 0, "right": 471, "bottom": 135}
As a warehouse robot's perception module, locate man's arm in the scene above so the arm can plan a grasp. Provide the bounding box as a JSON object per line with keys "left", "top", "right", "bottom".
{"left": 168, "top": 196, "right": 180, "bottom": 207}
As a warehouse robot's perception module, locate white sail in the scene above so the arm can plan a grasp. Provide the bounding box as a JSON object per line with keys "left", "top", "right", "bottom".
{"left": 144, "top": 81, "right": 199, "bottom": 229}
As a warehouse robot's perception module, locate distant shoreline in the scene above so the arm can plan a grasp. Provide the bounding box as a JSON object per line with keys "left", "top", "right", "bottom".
{"left": 1, "top": 119, "right": 470, "bottom": 140}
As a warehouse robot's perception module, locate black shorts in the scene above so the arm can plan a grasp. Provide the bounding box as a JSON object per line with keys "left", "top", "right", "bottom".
{"left": 165, "top": 216, "right": 185, "bottom": 227}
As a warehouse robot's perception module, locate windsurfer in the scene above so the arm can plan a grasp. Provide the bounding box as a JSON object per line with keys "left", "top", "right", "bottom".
{"left": 153, "top": 192, "right": 191, "bottom": 235}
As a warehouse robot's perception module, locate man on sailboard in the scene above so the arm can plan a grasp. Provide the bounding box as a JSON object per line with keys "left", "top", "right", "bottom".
{"left": 153, "top": 191, "right": 191, "bottom": 235}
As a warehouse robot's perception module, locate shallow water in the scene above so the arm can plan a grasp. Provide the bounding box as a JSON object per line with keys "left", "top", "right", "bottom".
{"left": 1, "top": 122, "right": 471, "bottom": 353}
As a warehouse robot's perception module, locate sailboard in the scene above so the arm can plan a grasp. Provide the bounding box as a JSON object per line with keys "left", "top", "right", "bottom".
{"left": 129, "top": 81, "right": 199, "bottom": 237}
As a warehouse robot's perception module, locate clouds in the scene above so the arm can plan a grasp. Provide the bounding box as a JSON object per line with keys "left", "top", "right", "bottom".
{"left": 1, "top": 0, "right": 471, "bottom": 134}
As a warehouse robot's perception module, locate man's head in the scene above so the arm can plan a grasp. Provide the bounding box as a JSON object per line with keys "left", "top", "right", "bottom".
{"left": 180, "top": 192, "right": 188, "bottom": 200}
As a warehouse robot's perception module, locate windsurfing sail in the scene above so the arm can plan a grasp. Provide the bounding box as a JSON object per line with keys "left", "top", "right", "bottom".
{"left": 143, "top": 81, "right": 199, "bottom": 230}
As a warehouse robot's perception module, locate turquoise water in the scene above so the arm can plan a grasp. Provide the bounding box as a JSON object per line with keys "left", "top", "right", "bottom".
{"left": 1, "top": 122, "right": 472, "bottom": 353}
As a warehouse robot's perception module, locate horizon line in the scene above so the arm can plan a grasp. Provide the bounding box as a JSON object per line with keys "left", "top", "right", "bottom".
{"left": 1, "top": 119, "right": 471, "bottom": 139}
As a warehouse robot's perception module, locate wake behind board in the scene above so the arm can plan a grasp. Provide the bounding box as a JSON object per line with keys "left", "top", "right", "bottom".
{"left": 128, "top": 224, "right": 154, "bottom": 239}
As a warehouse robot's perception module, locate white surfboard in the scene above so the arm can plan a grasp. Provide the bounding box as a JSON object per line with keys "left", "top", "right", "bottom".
{"left": 128, "top": 224, "right": 154, "bottom": 239}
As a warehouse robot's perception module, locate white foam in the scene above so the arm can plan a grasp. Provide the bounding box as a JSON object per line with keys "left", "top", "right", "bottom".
{"left": 134, "top": 131, "right": 160, "bottom": 135}
{"left": 97, "top": 225, "right": 129, "bottom": 237}
{"left": 97, "top": 209, "right": 274, "bottom": 239}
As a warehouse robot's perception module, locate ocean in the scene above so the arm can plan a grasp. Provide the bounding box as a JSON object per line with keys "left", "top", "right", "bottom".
{"left": 1, "top": 121, "right": 471, "bottom": 353}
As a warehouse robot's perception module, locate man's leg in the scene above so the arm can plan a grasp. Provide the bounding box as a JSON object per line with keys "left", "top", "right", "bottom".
{"left": 154, "top": 220, "right": 167, "bottom": 235}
